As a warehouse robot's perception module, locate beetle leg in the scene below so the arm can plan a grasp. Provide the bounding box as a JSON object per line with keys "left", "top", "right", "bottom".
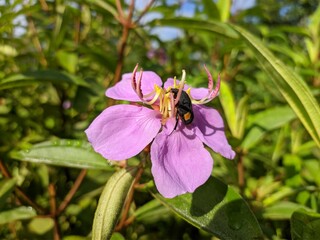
{"left": 169, "top": 112, "right": 179, "bottom": 135}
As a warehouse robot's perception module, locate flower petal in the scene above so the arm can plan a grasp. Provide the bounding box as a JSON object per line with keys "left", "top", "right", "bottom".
{"left": 106, "top": 71, "right": 163, "bottom": 101}
{"left": 164, "top": 78, "right": 208, "bottom": 100}
{"left": 85, "top": 105, "right": 161, "bottom": 160}
{"left": 193, "top": 105, "right": 235, "bottom": 159}
{"left": 151, "top": 119, "right": 213, "bottom": 198}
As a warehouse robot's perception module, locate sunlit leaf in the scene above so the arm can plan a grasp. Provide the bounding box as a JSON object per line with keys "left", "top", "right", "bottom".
{"left": 242, "top": 106, "right": 296, "bottom": 150}
{"left": 28, "top": 218, "right": 54, "bottom": 235}
{"left": 0, "top": 179, "right": 16, "bottom": 209}
{"left": 0, "top": 206, "right": 36, "bottom": 224}
{"left": 56, "top": 50, "right": 78, "bottom": 74}
{"left": 216, "top": 0, "right": 231, "bottom": 22}
{"left": 262, "top": 202, "right": 311, "bottom": 220}
{"left": 219, "top": 81, "right": 237, "bottom": 137}
{"left": 11, "top": 139, "right": 112, "bottom": 170}
{"left": 0, "top": 70, "right": 89, "bottom": 90}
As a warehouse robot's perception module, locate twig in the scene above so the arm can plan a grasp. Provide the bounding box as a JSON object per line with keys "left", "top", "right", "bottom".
{"left": 49, "top": 184, "right": 60, "bottom": 240}
{"left": 57, "top": 169, "right": 87, "bottom": 215}
{"left": 108, "top": 0, "right": 154, "bottom": 88}
{"left": 134, "top": 0, "right": 155, "bottom": 24}
{"left": 39, "top": 0, "right": 49, "bottom": 11}
{"left": 112, "top": 0, "right": 136, "bottom": 86}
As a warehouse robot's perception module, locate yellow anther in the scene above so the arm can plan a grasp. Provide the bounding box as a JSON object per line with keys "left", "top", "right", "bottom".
{"left": 173, "top": 76, "right": 177, "bottom": 88}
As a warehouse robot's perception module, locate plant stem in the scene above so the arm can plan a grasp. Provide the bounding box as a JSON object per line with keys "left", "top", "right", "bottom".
{"left": 57, "top": 169, "right": 87, "bottom": 215}
{"left": 49, "top": 184, "right": 61, "bottom": 240}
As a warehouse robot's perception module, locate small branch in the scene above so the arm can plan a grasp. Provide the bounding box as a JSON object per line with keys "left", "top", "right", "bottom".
{"left": 112, "top": 0, "right": 136, "bottom": 86}
{"left": 135, "top": 0, "right": 155, "bottom": 24}
{"left": 39, "top": 0, "right": 49, "bottom": 11}
{"left": 49, "top": 184, "right": 57, "bottom": 216}
{"left": 49, "top": 184, "right": 60, "bottom": 240}
{"left": 109, "top": 0, "right": 154, "bottom": 88}
{"left": 74, "top": 11, "right": 81, "bottom": 45}
{"left": 57, "top": 169, "right": 87, "bottom": 215}
{"left": 115, "top": 0, "right": 125, "bottom": 20}
{"left": 0, "top": 159, "right": 12, "bottom": 178}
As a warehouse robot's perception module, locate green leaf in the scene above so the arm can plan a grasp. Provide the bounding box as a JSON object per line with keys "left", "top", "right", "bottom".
{"left": 248, "top": 106, "right": 297, "bottom": 130}
{"left": 134, "top": 199, "right": 172, "bottom": 224}
{"left": 56, "top": 50, "right": 78, "bottom": 74}
{"left": 92, "top": 167, "right": 138, "bottom": 240}
{"left": 151, "top": 18, "right": 239, "bottom": 39}
{"left": 262, "top": 202, "right": 310, "bottom": 220}
{"left": 89, "top": 0, "right": 117, "bottom": 18}
{"left": 0, "top": 206, "right": 37, "bottom": 224}
{"left": 28, "top": 218, "right": 54, "bottom": 234}
{"left": 242, "top": 106, "right": 296, "bottom": 150}
{"left": 291, "top": 209, "right": 320, "bottom": 240}
{"left": 0, "top": 179, "right": 16, "bottom": 209}
{"left": 216, "top": 0, "right": 231, "bottom": 22}
{"left": 202, "top": 0, "right": 220, "bottom": 20}
{"left": 10, "top": 139, "right": 113, "bottom": 170}
{"left": 110, "top": 232, "right": 125, "bottom": 240}
{"left": 152, "top": 176, "right": 263, "bottom": 239}
{"left": 235, "top": 95, "right": 249, "bottom": 139}
{"left": 0, "top": 44, "right": 18, "bottom": 57}
{"left": 0, "top": 70, "right": 89, "bottom": 90}
{"left": 219, "top": 81, "right": 237, "bottom": 137}
{"left": 231, "top": 24, "right": 320, "bottom": 147}
{"left": 63, "top": 236, "right": 91, "bottom": 240}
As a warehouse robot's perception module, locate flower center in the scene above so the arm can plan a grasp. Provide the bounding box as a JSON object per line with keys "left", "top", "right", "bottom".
{"left": 131, "top": 64, "right": 221, "bottom": 125}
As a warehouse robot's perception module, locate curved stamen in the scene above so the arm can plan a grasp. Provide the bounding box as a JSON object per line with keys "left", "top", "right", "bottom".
{"left": 131, "top": 63, "right": 139, "bottom": 92}
{"left": 209, "top": 73, "right": 220, "bottom": 99}
{"left": 131, "top": 63, "right": 144, "bottom": 100}
{"left": 130, "top": 64, "right": 220, "bottom": 124}
{"left": 132, "top": 64, "right": 163, "bottom": 105}
{"left": 136, "top": 68, "right": 143, "bottom": 99}
{"left": 204, "top": 65, "right": 213, "bottom": 92}
{"left": 174, "top": 70, "right": 186, "bottom": 106}
{"left": 191, "top": 66, "right": 221, "bottom": 104}
{"left": 143, "top": 85, "right": 162, "bottom": 105}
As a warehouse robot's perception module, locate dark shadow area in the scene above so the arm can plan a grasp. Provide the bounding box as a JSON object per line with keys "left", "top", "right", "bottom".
{"left": 190, "top": 177, "right": 227, "bottom": 216}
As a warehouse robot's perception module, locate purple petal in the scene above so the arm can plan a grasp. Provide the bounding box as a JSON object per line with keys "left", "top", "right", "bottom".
{"left": 85, "top": 105, "right": 161, "bottom": 160}
{"left": 190, "top": 87, "right": 210, "bottom": 100}
{"left": 151, "top": 119, "right": 213, "bottom": 198}
{"left": 106, "top": 71, "right": 163, "bottom": 102}
{"left": 193, "top": 105, "right": 235, "bottom": 159}
{"left": 164, "top": 78, "right": 209, "bottom": 100}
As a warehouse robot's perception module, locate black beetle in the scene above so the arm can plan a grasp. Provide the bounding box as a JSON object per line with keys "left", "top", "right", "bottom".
{"left": 170, "top": 88, "right": 194, "bottom": 132}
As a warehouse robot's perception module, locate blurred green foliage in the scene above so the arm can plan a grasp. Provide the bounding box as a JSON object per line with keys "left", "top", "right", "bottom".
{"left": 0, "top": 0, "right": 319, "bottom": 239}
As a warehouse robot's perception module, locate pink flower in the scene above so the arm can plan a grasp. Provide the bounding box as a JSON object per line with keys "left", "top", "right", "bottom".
{"left": 85, "top": 65, "right": 235, "bottom": 198}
